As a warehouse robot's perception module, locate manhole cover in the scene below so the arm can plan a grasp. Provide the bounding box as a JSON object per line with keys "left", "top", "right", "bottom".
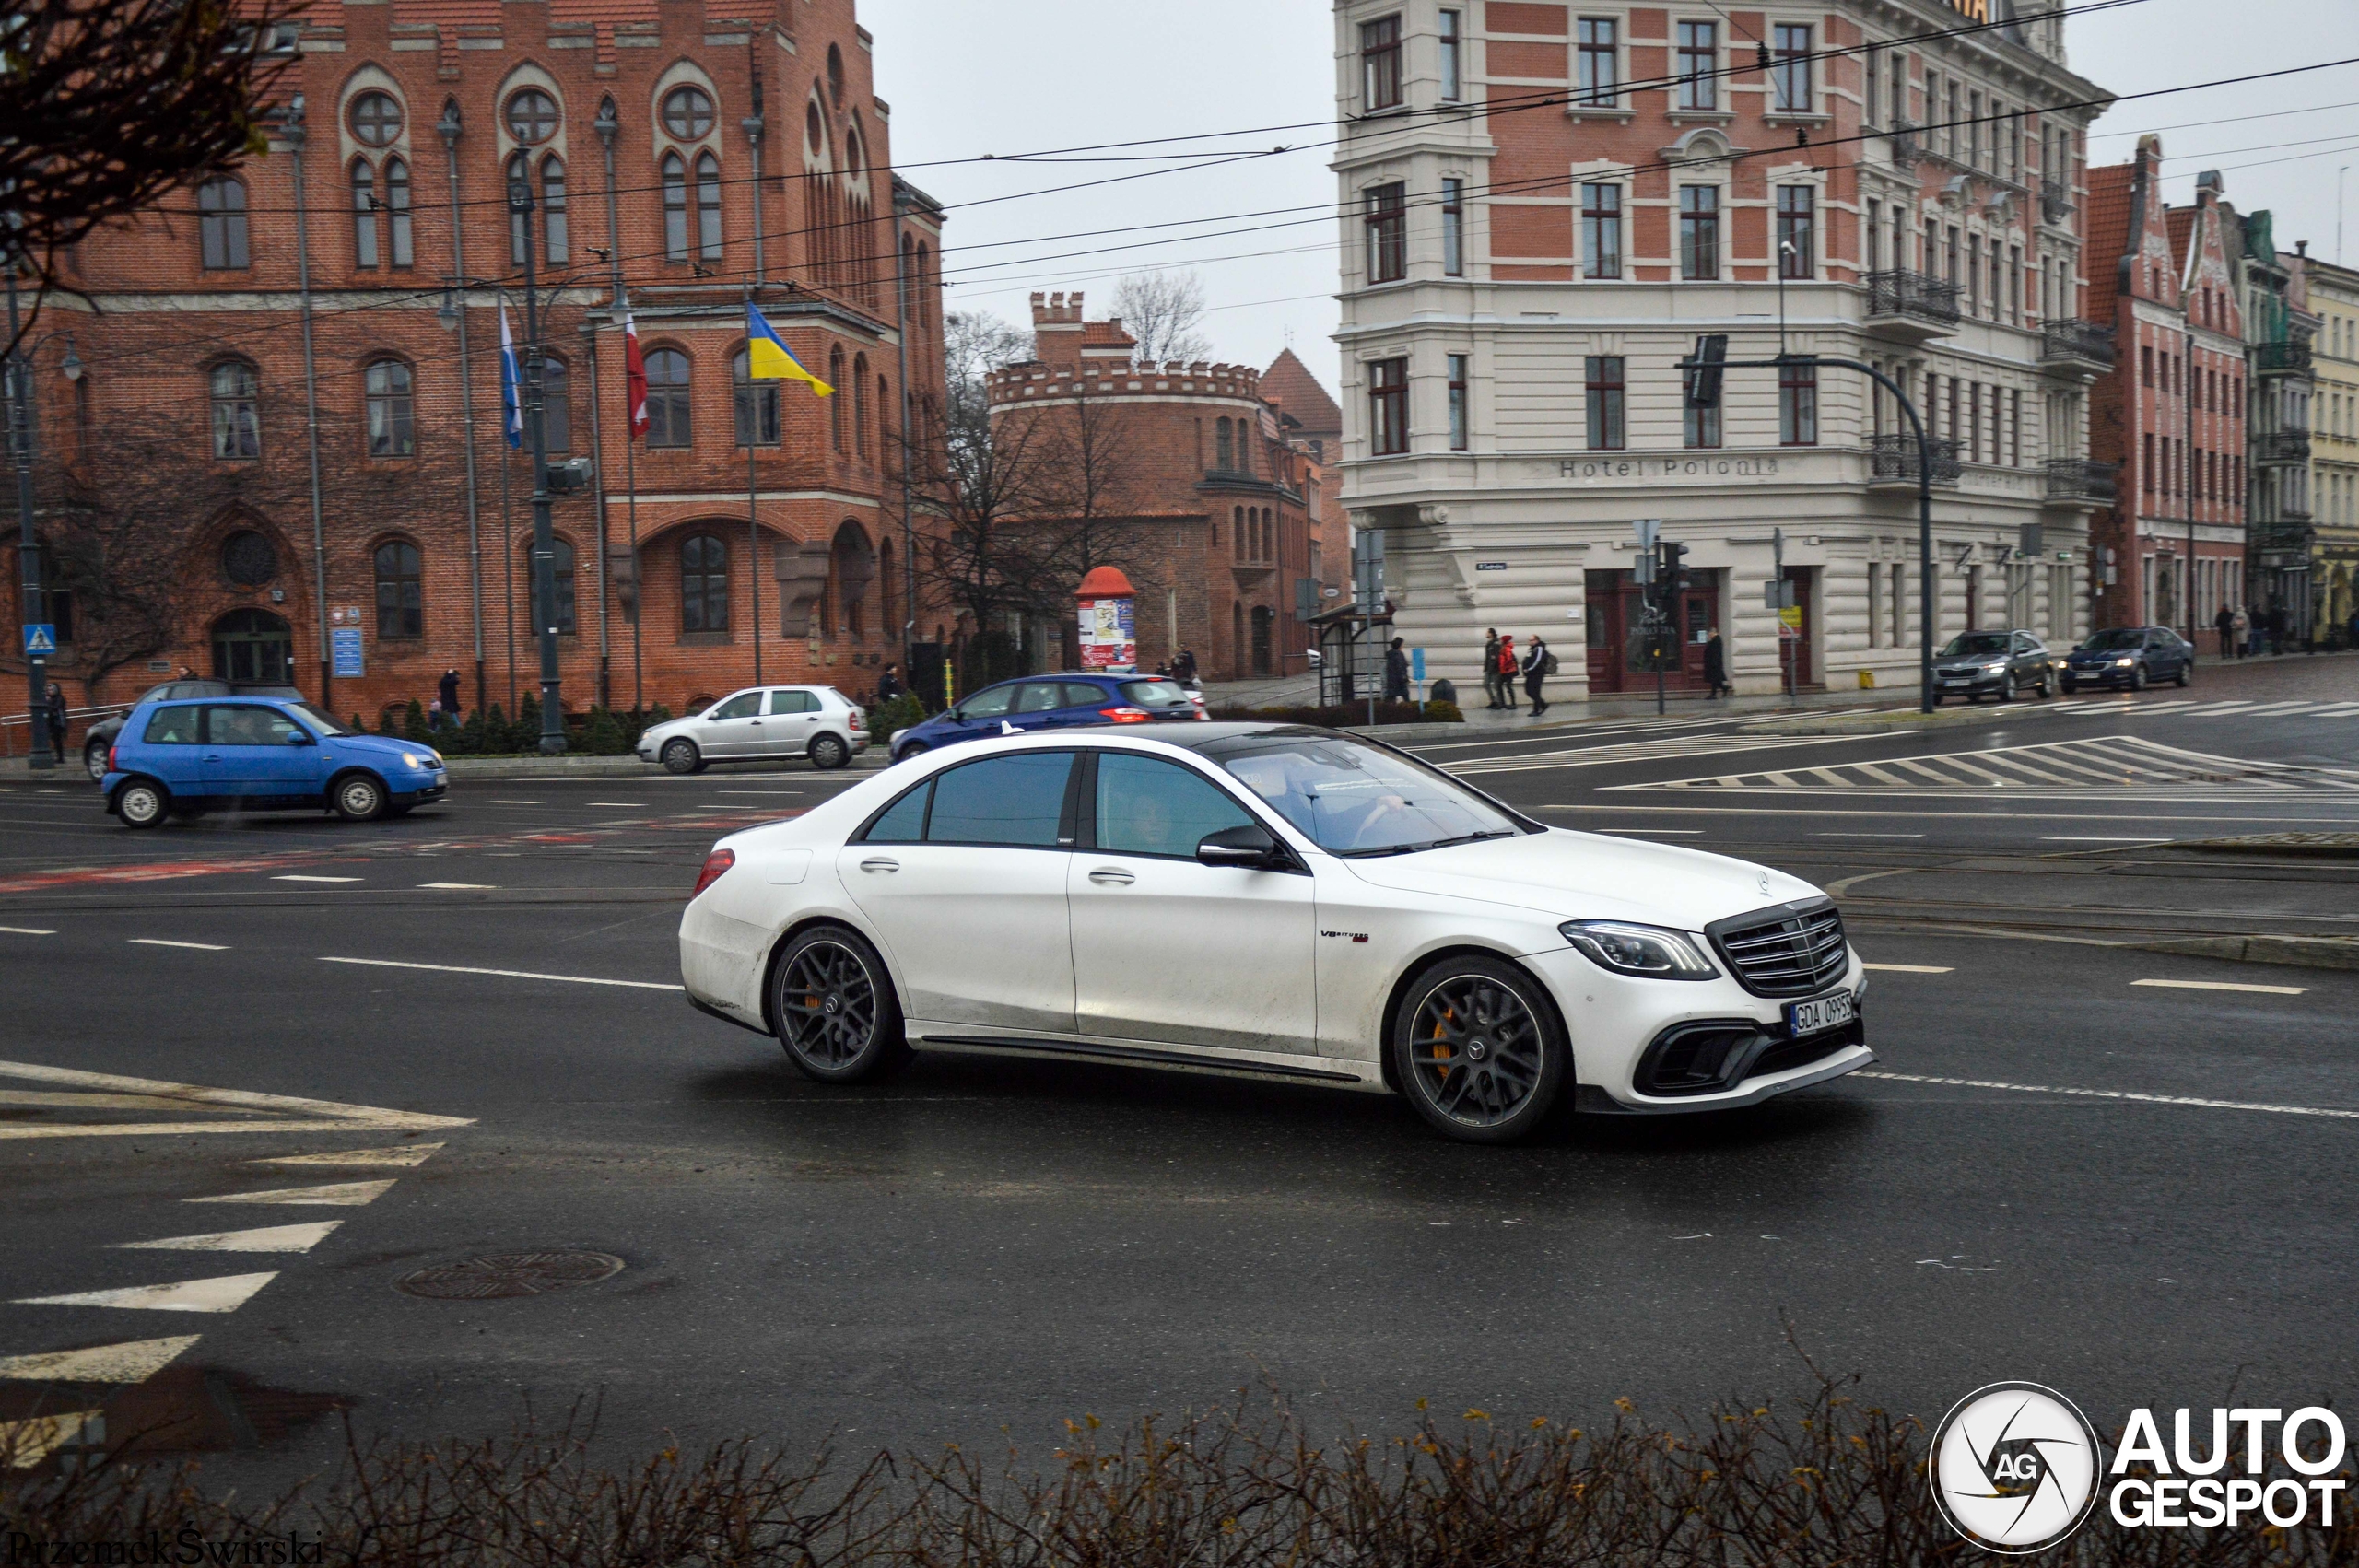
{"left": 394, "top": 1251, "right": 624, "bottom": 1300}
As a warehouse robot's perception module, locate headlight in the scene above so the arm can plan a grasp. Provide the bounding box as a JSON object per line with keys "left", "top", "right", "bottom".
{"left": 403, "top": 753, "right": 428, "bottom": 769}
{"left": 2113, "top": 656, "right": 2135, "bottom": 667}
{"left": 1981, "top": 662, "right": 2007, "bottom": 674}
{"left": 1560, "top": 920, "right": 1719, "bottom": 980}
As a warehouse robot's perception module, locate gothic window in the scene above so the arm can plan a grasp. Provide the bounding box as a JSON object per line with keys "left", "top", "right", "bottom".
{"left": 373, "top": 540, "right": 423, "bottom": 638}
{"left": 645, "top": 348, "right": 691, "bottom": 448}
{"left": 210, "top": 362, "right": 260, "bottom": 459}
{"left": 199, "top": 178, "right": 249, "bottom": 268}
{"left": 681, "top": 533, "right": 728, "bottom": 631}
{"left": 364, "top": 360, "right": 414, "bottom": 456}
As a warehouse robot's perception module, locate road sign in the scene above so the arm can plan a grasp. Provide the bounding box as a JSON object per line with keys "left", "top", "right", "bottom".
{"left": 1778, "top": 605, "right": 1803, "bottom": 631}
{"left": 1632, "top": 519, "right": 1661, "bottom": 551}
{"left": 331, "top": 626, "right": 365, "bottom": 678}
{"left": 22, "top": 624, "right": 55, "bottom": 656}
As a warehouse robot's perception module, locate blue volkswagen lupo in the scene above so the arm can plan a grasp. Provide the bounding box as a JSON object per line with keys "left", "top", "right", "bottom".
{"left": 102, "top": 696, "right": 448, "bottom": 828}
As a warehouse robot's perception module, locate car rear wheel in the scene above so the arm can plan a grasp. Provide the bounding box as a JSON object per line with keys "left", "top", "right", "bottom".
{"left": 332, "top": 772, "right": 387, "bottom": 822}
{"left": 84, "top": 739, "right": 111, "bottom": 781}
{"left": 661, "top": 738, "right": 703, "bottom": 775}
{"left": 893, "top": 740, "right": 928, "bottom": 765}
{"left": 808, "top": 733, "right": 851, "bottom": 770}
{"left": 1390, "top": 955, "right": 1567, "bottom": 1144}
{"left": 2037, "top": 671, "right": 2055, "bottom": 698}
{"left": 769, "top": 926, "right": 910, "bottom": 1083}
{"left": 2175, "top": 661, "right": 2192, "bottom": 687}
{"left": 115, "top": 780, "right": 168, "bottom": 829}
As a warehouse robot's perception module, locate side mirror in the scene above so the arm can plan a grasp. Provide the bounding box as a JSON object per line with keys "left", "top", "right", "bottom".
{"left": 945, "top": 707, "right": 965, "bottom": 722}
{"left": 1197, "top": 824, "right": 1282, "bottom": 870}
{"left": 288, "top": 730, "right": 317, "bottom": 746}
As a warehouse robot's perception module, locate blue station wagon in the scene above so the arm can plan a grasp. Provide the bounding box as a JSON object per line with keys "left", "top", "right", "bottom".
{"left": 103, "top": 696, "right": 449, "bottom": 828}
{"left": 888, "top": 674, "right": 1203, "bottom": 763}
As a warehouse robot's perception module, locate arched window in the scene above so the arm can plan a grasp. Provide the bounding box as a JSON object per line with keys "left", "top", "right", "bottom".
{"left": 733, "top": 348, "right": 779, "bottom": 447}
{"left": 681, "top": 532, "right": 728, "bottom": 631}
{"left": 505, "top": 88, "right": 559, "bottom": 145}
{"left": 1231, "top": 506, "right": 1244, "bottom": 560}
{"left": 1236, "top": 427, "right": 1251, "bottom": 476}
{"left": 660, "top": 152, "right": 687, "bottom": 261}
{"left": 695, "top": 151, "right": 722, "bottom": 258}
{"left": 350, "top": 90, "right": 403, "bottom": 146}
{"left": 846, "top": 130, "right": 863, "bottom": 179}
{"left": 373, "top": 540, "right": 423, "bottom": 638}
{"left": 540, "top": 155, "right": 567, "bottom": 264}
{"left": 364, "top": 360, "right": 414, "bottom": 456}
{"left": 198, "top": 178, "right": 249, "bottom": 269}
{"left": 351, "top": 158, "right": 379, "bottom": 268}
{"left": 827, "top": 347, "right": 846, "bottom": 450}
{"left": 852, "top": 354, "right": 869, "bottom": 460}
{"left": 878, "top": 375, "right": 891, "bottom": 463}
{"left": 827, "top": 42, "right": 844, "bottom": 104}
{"left": 210, "top": 362, "right": 260, "bottom": 460}
{"left": 663, "top": 86, "right": 715, "bottom": 140}
{"left": 507, "top": 151, "right": 532, "bottom": 266}
{"left": 878, "top": 536, "right": 896, "bottom": 639}
{"left": 644, "top": 348, "right": 690, "bottom": 447}
{"left": 915, "top": 242, "right": 931, "bottom": 327}
{"left": 1215, "top": 417, "right": 1233, "bottom": 471}
{"left": 384, "top": 156, "right": 413, "bottom": 267}
{"left": 539, "top": 354, "right": 570, "bottom": 451}
{"left": 806, "top": 100, "right": 825, "bottom": 157}
{"left": 532, "top": 537, "right": 577, "bottom": 634}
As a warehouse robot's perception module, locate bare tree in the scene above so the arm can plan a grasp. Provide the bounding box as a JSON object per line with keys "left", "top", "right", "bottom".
{"left": 2, "top": 0, "right": 305, "bottom": 345}
{"left": 942, "top": 310, "right": 1033, "bottom": 430}
{"left": 1111, "top": 271, "right": 1212, "bottom": 366}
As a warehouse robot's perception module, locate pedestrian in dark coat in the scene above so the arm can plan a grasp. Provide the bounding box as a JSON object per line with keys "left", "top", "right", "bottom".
{"left": 439, "top": 668, "right": 462, "bottom": 721}
{"left": 876, "top": 662, "right": 904, "bottom": 703}
{"left": 2212, "top": 604, "right": 2236, "bottom": 661}
{"left": 1383, "top": 637, "right": 1411, "bottom": 701}
{"left": 1482, "top": 628, "right": 1504, "bottom": 708}
{"left": 1704, "top": 633, "right": 1731, "bottom": 698}
{"left": 43, "top": 682, "right": 68, "bottom": 757}
{"left": 1521, "top": 637, "right": 1550, "bottom": 717}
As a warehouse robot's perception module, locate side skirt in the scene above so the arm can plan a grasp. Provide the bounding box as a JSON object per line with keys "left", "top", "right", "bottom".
{"left": 917, "top": 1032, "right": 1384, "bottom": 1090}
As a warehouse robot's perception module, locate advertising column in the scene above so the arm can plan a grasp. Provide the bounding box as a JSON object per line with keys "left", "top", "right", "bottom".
{"left": 1075, "top": 566, "right": 1137, "bottom": 673}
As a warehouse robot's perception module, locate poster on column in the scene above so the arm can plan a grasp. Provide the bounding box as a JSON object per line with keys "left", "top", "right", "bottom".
{"left": 1078, "top": 597, "right": 1135, "bottom": 672}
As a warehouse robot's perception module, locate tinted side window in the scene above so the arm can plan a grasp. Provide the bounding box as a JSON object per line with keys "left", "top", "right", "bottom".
{"left": 207, "top": 705, "right": 303, "bottom": 746}
{"left": 710, "top": 692, "right": 762, "bottom": 720}
{"left": 959, "top": 685, "right": 1017, "bottom": 720}
{"left": 142, "top": 708, "right": 203, "bottom": 745}
{"left": 1014, "top": 682, "right": 1064, "bottom": 714}
{"left": 1062, "top": 683, "right": 1112, "bottom": 709}
{"left": 769, "top": 689, "right": 819, "bottom": 715}
{"left": 924, "top": 754, "right": 1074, "bottom": 847}
{"left": 862, "top": 780, "right": 929, "bottom": 842}
{"left": 1094, "top": 753, "right": 1255, "bottom": 858}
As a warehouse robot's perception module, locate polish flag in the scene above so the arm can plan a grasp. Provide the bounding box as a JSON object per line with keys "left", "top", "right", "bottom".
{"left": 623, "top": 308, "right": 649, "bottom": 439}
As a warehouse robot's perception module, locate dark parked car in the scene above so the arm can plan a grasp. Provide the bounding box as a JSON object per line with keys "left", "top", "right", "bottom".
{"left": 1930, "top": 630, "right": 2057, "bottom": 704}
{"left": 889, "top": 674, "right": 1203, "bottom": 763}
{"left": 78, "top": 680, "right": 304, "bottom": 780}
{"left": 2060, "top": 626, "right": 2195, "bottom": 693}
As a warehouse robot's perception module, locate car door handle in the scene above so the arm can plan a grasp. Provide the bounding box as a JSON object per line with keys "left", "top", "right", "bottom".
{"left": 1087, "top": 867, "right": 1135, "bottom": 886}
{"left": 859, "top": 857, "right": 900, "bottom": 873}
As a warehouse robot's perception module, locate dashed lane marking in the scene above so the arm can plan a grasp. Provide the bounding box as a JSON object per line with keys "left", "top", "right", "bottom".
{"left": 248, "top": 1143, "right": 441, "bottom": 1168}
{"left": 2043, "top": 836, "right": 2171, "bottom": 843}
{"left": 1862, "top": 963, "right": 1954, "bottom": 973}
{"left": 1816, "top": 831, "right": 1925, "bottom": 837}
{"left": 128, "top": 939, "right": 228, "bottom": 951}
{"left": 271, "top": 874, "right": 362, "bottom": 883}
{"left": 417, "top": 882, "right": 497, "bottom": 890}
{"left": 117, "top": 1221, "right": 344, "bottom": 1253}
{"left": 185, "top": 1180, "right": 396, "bottom": 1208}
{"left": 587, "top": 802, "right": 649, "bottom": 807}
{"left": 2131, "top": 977, "right": 2309, "bottom": 996}
{"left": 0, "top": 1337, "right": 201, "bottom": 1384}
{"left": 0, "top": 926, "right": 54, "bottom": 935}
{"left": 318, "top": 955, "right": 684, "bottom": 990}
{"left": 0, "top": 1059, "right": 472, "bottom": 1141}
{"left": 1597, "top": 827, "right": 1704, "bottom": 836}
{"left": 1856, "top": 1071, "right": 2357, "bottom": 1119}
{"left": 13, "top": 1272, "right": 280, "bottom": 1314}
{"left": 484, "top": 800, "right": 546, "bottom": 805}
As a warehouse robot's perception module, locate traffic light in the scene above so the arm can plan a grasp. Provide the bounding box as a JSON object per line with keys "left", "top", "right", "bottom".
{"left": 1655, "top": 541, "right": 1689, "bottom": 608}
{"left": 1684, "top": 334, "right": 1727, "bottom": 410}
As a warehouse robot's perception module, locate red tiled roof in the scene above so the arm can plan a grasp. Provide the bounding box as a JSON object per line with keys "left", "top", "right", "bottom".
{"left": 1082, "top": 320, "right": 1137, "bottom": 349}
{"left": 2166, "top": 206, "right": 2196, "bottom": 272}
{"left": 1260, "top": 348, "right": 1341, "bottom": 437}
{"left": 2083, "top": 163, "right": 2135, "bottom": 322}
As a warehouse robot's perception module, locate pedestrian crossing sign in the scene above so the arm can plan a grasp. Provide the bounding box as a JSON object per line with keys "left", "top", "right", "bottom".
{"left": 22, "top": 624, "right": 55, "bottom": 655}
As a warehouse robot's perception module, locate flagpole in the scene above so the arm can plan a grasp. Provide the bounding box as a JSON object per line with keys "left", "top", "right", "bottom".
{"left": 745, "top": 283, "right": 763, "bottom": 687}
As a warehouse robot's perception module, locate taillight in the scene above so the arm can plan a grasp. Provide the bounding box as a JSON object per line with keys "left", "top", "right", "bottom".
{"left": 1097, "top": 707, "right": 1153, "bottom": 724}
{"left": 849, "top": 710, "right": 864, "bottom": 730}
{"left": 108, "top": 744, "right": 118, "bottom": 770}
{"left": 691, "top": 848, "right": 735, "bottom": 896}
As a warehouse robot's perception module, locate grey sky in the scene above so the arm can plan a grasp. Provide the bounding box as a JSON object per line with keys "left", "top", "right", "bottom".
{"left": 863, "top": 0, "right": 2359, "bottom": 404}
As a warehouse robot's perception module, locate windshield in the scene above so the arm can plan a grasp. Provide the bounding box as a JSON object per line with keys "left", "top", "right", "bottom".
{"left": 1210, "top": 734, "right": 1520, "bottom": 856}
{"left": 289, "top": 702, "right": 355, "bottom": 737}
{"left": 1119, "top": 680, "right": 1191, "bottom": 708}
{"left": 2079, "top": 627, "right": 2144, "bottom": 651}
{"left": 1938, "top": 633, "right": 2013, "bottom": 658}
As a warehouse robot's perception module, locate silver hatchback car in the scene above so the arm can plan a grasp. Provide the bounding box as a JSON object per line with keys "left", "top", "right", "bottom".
{"left": 638, "top": 685, "right": 869, "bottom": 773}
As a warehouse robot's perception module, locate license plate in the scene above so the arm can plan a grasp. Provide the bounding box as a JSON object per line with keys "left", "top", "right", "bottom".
{"left": 1785, "top": 991, "right": 1856, "bottom": 1036}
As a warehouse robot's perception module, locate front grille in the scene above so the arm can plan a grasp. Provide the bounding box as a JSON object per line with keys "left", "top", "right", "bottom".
{"left": 1707, "top": 900, "right": 1849, "bottom": 998}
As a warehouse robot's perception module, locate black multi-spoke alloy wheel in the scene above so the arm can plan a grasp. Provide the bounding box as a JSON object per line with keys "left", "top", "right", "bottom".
{"left": 769, "top": 926, "right": 910, "bottom": 1082}
{"left": 1390, "top": 955, "right": 1567, "bottom": 1143}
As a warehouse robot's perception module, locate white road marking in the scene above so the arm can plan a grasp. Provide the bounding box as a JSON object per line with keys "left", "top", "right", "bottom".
{"left": 1597, "top": 827, "right": 1705, "bottom": 836}
{"left": 0, "top": 1059, "right": 472, "bottom": 1141}
{"left": 484, "top": 800, "right": 545, "bottom": 805}
{"left": 417, "top": 882, "right": 497, "bottom": 890}
{"left": 1622, "top": 733, "right": 2359, "bottom": 797}
{"left": 2042, "top": 836, "right": 2170, "bottom": 843}
{"left": 129, "top": 939, "right": 228, "bottom": 952}
{"left": 0, "top": 1091, "right": 252, "bottom": 1114}
{"left": 0, "top": 926, "right": 54, "bottom": 935}
{"left": 319, "top": 955, "right": 683, "bottom": 990}
{"left": 586, "top": 802, "right": 648, "bottom": 807}
{"left": 13, "top": 1271, "right": 279, "bottom": 1313}
{"left": 1856, "top": 1071, "right": 2356, "bottom": 1119}
{"left": 0, "top": 1337, "right": 201, "bottom": 1384}
{"left": 2131, "top": 977, "right": 2309, "bottom": 996}
{"left": 248, "top": 1142, "right": 441, "bottom": 1168}
{"left": 271, "top": 874, "right": 362, "bottom": 883}
{"left": 185, "top": 1179, "right": 395, "bottom": 1207}
{"left": 2, "top": 1412, "right": 104, "bottom": 1468}
{"left": 118, "top": 1221, "right": 343, "bottom": 1253}
{"left": 1816, "top": 831, "right": 1925, "bottom": 837}
{"left": 719, "top": 790, "right": 806, "bottom": 795}
{"left": 1861, "top": 963, "right": 1954, "bottom": 973}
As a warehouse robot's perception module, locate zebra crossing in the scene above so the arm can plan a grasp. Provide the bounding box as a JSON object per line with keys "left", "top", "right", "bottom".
{"left": 1613, "top": 734, "right": 2359, "bottom": 800}
{"left": 1448, "top": 731, "right": 1865, "bottom": 776}
{"left": 2059, "top": 698, "right": 2359, "bottom": 721}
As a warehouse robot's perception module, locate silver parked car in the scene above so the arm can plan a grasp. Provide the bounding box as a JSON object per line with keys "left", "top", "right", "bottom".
{"left": 637, "top": 685, "right": 869, "bottom": 773}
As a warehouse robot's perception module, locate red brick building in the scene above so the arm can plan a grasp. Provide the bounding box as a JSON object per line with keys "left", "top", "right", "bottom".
{"left": 17, "top": 0, "right": 945, "bottom": 730}
{"left": 985, "top": 293, "right": 1333, "bottom": 681}
{"left": 2084, "top": 136, "right": 2247, "bottom": 633}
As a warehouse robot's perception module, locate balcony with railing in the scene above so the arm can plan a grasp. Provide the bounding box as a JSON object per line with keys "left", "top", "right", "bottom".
{"left": 2038, "top": 320, "right": 2116, "bottom": 376}
{"left": 2254, "top": 340, "right": 2314, "bottom": 376}
{"left": 1868, "top": 433, "right": 1963, "bottom": 488}
{"left": 1863, "top": 269, "right": 1961, "bottom": 341}
{"left": 2255, "top": 427, "right": 2312, "bottom": 463}
{"left": 2043, "top": 458, "right": 2119, "bottom": 504}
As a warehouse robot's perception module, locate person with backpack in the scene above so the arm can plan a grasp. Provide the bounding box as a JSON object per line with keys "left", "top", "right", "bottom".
{"left": 1521, "top": 636, "right": 1554, "bottom": 718}
{"left": 1496, "top": 635, "right": 1519, "bottom": 712}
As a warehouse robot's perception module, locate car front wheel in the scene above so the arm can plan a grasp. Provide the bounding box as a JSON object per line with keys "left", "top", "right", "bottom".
{"left": 332, "top": 772, "right": 387, "bottom": 822}
{"left": 115, "top": 780, "right": 168, "bottom": 829}
{"left": 1390, "top": 955, "right": 1568, "bottom": 1144}
{"left": 769, "top": 926, "right": 910, "bottom": 1082}
{"left": 808, "top": 733, "right": 851, "bottom": 770}
{"left": 84, "top": 740, "right": 111, "bottom": 780}
{"left": 2037, "top": 671, "right": 2055, "bottom": 698}
{"left": 2130, "top": 664, "right": 2149, "bottom": 691}
{"left": 662, "top": 738, "right": 703, "bottom": 775}
{"left": 2175, "top": 661, "right": 2192, "bottom": 687}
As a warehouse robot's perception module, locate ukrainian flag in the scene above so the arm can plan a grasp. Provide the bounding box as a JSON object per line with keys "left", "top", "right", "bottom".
{"left": 745, "top": 302, "right": 832, "bottom": 396}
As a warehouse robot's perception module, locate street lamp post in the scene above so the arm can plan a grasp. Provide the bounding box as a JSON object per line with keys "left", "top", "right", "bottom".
{"left": 508, "top": 170, "right": 567, "bottom": 753}
{"left": 6, "top": 266, "right": 53, "bottom": 770}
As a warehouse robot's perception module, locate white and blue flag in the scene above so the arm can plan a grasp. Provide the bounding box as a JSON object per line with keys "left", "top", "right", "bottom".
{"left": 499, "top": 304, "right": 523, "bottom": 450}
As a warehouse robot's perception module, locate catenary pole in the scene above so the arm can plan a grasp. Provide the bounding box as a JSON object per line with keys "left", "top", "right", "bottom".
{"left": 511, "top": 173, "right": 566, "bottom": 752}
{"left": 286, "top": 100, "right": 333, "bottom": 712}
{"left": 437, "top": 105, "right": 487, "bottom": 720}
{"left": 6, "top": 268, "right": 53, "bottom": 769}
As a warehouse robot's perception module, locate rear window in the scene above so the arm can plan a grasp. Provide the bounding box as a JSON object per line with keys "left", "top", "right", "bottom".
{"left": 1119, "top": 680, "right": 1191, "bottom": 707}
{"left": 142, "top": 707, "right": 203, "bottom": 745}
{"left": 923, "top": 754, "right": 1074, "bottom": 847}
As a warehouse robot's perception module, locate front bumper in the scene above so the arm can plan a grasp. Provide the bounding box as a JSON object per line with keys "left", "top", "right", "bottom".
{"left": 2063, "top": 663, "right": 2135, "bottom": 685}
{"left": 401, "top": 778, "right": 449, "bottom": 802}
{"left": 1933, "top": 668, "right": 2010, "bottom": 694}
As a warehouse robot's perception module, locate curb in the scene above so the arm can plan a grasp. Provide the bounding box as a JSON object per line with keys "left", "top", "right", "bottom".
{"left": 440, "top": 752, "right": 890, "bottom": 781}
{"left": 2138, "top": 936, "right": 2359, "bottom": 973}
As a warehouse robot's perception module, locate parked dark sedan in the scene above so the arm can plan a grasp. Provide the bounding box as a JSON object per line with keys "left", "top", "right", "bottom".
{"left": 2060, "top": 626, "right": 2195, "bottom": 693}
{"left": 1930, "top": 630, "right": 2057, "bottom": 704}
{"left": 78, "top": 680, "right": 305, "bottom": 779}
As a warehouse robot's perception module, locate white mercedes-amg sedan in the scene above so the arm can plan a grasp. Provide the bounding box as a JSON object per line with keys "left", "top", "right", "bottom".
{"left": 678, "top": 724, "right": 1870, "bottom": 1143}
